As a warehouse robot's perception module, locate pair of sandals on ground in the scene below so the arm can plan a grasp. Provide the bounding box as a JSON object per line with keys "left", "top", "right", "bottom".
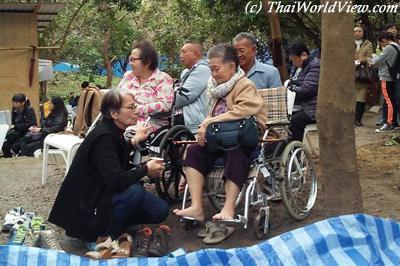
{"left": 86, "top": 224, "right": 171, "bottom": 259}
{"left": 197, "top": 221, "right": 235, "bottom": 244}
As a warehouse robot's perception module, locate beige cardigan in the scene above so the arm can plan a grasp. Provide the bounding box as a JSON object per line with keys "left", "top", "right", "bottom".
{"left": 202, "top": 77, "right": 267, "bottom": 133}
{"left": 355, "top": 40, "right": 373, "bottom": 63}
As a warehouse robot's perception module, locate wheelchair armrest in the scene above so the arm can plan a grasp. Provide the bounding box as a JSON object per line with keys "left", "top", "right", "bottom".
{"left": 266, "top": 120, "right": 290, "bottom": 127}
{"left": 149, "top": 111, "right": 171, "bottom": 119}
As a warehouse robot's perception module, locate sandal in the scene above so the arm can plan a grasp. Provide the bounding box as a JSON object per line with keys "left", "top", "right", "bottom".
{"left": 197, "top": 221, "right": 216, "bottom": 238}
{"left": 111, "top": 233, "right": 133, "bottom": 258}
{"left": 85, "top": 236, "right": 113, "bottom": 260}
{"left": 202, "top": 224, "right": 235, "bottom": 244}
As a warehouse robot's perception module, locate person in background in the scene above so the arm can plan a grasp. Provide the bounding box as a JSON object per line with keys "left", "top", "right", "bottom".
{"left": 286, "top": 40, "right": 320, "bottom": 141}
{"left": 175, "top": 41, "right": 211, "bottom": 133}
{"left": 372, "top": 31, "right": 400, "bottom": 132}
{"left": 1, "top": 93, "right": 36, "bottom": 158}
{"left": 13, "top": 96, "right": 68, "bottom": 156}
{"left": 233, "top": 32, "right": 282, "bottom": 89}
{"left": 354, "top": 25, "right": 373, "bottom": 126}
{"left": 49, "top": 90, "right": 168, "bottom": 247}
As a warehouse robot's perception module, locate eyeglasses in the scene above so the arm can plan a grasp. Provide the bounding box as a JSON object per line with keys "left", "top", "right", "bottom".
{"left": 120, "top": 104, "right": 137, "bottom": 110}
{"left": 128, "top": 56, "right": 142, "bottom": 63}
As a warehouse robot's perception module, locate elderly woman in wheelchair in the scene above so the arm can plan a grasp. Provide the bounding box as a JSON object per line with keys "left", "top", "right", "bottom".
{"left": 173, "top": 44, "right": 267, "bottom": 221}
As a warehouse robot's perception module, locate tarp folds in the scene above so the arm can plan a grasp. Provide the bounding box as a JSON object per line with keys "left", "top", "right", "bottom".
{"left": 0, "top": 214, "right": 399, "bottom": 265}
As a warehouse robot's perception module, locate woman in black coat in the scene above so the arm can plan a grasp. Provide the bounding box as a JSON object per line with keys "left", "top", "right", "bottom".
{"left": 48, "top": 90, "right": 168, "bottom": 242}
{"left": 2, "top": 93, "right": 37, "bottom": 157}
{"left": 13, "top": 96, "right": 68, "bottom": 156}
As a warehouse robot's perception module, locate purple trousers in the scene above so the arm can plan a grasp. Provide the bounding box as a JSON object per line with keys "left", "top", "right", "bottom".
{"left": 185, "top": 144, "right": 252, "bottom": 189}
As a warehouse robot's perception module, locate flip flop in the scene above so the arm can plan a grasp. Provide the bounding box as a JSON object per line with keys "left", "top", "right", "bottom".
{"left": 197, "top": 221, "right": 216, "bottom": 238}
{"left": 202, "top": 224, "right": 235, "bottom": 244}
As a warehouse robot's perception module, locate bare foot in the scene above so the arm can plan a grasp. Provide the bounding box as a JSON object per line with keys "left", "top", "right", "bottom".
{"left": 212, "top": 208, "right": 234, "bottom": 221}
{"left": 172, "top": 206, "right": 204, "bottom": 221}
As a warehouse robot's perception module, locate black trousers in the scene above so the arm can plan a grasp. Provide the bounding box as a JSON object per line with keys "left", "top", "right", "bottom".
{"left": 2, "top": 129, "right": 23, "bottom": 157}
{"left": 290, "top": 110, "right": 315, "bottom": 141}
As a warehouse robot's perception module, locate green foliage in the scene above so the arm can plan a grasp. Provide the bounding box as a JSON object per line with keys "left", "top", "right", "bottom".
{"left": 47, "top": 72, "right": 121, "bottom": 101}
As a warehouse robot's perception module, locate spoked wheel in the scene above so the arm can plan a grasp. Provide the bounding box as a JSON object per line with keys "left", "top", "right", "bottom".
{"left": 253, "top": 208, "right": 270, "bottom": 240}
{"left": 205, "top": 165, "right": 247, "bottom": 211}
{"left": 156, "top": 125, "right": 195, "bottom": 203}
{"left": 279, "top": 141, "right": 317, "bottom": 220}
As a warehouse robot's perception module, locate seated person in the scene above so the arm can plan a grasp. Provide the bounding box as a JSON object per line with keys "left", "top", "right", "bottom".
{"left": 286, "top": 40, "right": 320, "bottom": 141}
{"left": 118, "top": 40, "right": 174, "bottom": 132}
{"left": 175, "top": 41, "right": 211, "bottom": 133}
{"left": 2, "top": 93, "right": 36, "bottom": 158}
{"left": 173, "top": 44, "right": 267, "bottom": 221}
{"left": 48, "top": 90, "right": 169, "bottom": 243}
{"left": 13, "top": 96, "right": 68, "bottom": 156}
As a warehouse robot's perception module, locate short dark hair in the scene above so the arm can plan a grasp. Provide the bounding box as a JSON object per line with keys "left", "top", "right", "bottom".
{"left": 101, "top": 90, "right": 134, "bottom": 119}
{"left": 50, "top": 96, "right": 67, "bottom": 116}
{"left": 233, "top": 32, "right": 257, "bottom": 47}
{"left": 286, "top": 40, "right": 310, "bottom": 56}
{"left": 378, "top": 31, "right": 395, "bottom": 42}
{"left": 132, "top": 40, "right": 158, "bottom": 71}
{"left": 81, "top": 81, "right": 89, "bottom": 88}
{"left": 207, "top": 44, "right": 240, "bottom": 70}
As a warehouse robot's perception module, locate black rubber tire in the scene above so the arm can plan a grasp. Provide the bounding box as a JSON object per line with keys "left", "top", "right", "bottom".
{"left": 155, "top": 125, "right": 195, "bottom": 203}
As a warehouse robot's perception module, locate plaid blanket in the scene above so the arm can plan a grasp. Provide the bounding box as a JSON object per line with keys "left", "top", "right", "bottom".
{"left": 258, "top": 87, "right": 288, "bottom": 123}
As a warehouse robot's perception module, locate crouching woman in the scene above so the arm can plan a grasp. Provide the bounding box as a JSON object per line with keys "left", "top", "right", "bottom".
{"left": 48, "top": 90, "right": 169, "bottom": 243}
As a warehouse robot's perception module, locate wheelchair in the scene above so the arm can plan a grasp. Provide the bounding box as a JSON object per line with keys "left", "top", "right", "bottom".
{"left": 179, "top": 86, "right": 318, "bottom": 239}
{"left": 131, "top": 81, "right": 196, "bottom": 203}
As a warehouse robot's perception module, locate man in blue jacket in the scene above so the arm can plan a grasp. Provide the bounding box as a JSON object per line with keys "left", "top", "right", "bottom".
{"left": 233, "top": 32, "right": 282, "bottom": 89}
{"left": 286, "top": 40, "right": 320, "bottom": 141}
{"left": 175, "top": 41, "right": 211, "bottom": 133}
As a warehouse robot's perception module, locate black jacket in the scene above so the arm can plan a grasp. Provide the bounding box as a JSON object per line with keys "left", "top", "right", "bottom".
{"left": 291, "top": 57, "right": 320, "bottom": 120}
{"left": 48, "top": 119, "right": 148, "bottom": 241}
{"left": 12, "top": 106, "right": 37, "bottom": 133}
{"left": 40, "top": 110, "right": 68, "bottom": 136}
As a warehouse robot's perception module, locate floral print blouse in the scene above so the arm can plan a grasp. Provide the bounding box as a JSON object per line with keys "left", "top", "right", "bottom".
{"left": 118, "top": 69, "right": 174, "bottom": 131}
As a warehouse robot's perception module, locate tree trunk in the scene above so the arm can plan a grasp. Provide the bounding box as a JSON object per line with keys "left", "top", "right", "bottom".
{"left": 102, "top": 27, "right": 113, "bottom": 88}
{"left": 262, "top": 0, "right": 289, "bottom": 82}
{"left": 317, "top": 0, "right": 363, "bottom": 216}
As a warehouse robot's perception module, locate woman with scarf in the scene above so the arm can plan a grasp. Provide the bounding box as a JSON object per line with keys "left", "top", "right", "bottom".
{"left": 173, "top": 44, "right": 266, "bottom": 222}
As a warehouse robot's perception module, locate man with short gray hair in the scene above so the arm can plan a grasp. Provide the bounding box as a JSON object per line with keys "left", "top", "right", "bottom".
{"left": 233, "top": 32, "right": 282, "bottom": 89}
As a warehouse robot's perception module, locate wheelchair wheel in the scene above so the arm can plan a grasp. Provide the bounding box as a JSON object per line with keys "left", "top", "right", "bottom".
{"left": 279, "top": 141, "right": 317, "bottom": 220}
{"left": 157, "top": 125, "right": 195, "bottom": 203}
{"left": 205, "top": 166, "right": 246, "bottom": 211}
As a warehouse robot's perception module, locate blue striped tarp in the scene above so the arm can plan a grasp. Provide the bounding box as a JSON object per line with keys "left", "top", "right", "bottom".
{"left": 1, "top": 214, "right": 399, "bottom": 266}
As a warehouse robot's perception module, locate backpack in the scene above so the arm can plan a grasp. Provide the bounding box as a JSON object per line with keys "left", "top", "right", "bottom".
{"left": 386, "top": 44, "right": 400, "bottom": 80}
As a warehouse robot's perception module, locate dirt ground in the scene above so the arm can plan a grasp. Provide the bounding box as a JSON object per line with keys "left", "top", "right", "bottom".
{"left": 0, "top": 111, "right": 399, "bottom": 256}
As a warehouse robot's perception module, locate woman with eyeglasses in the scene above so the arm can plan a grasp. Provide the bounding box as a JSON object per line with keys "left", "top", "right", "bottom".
{"left": 118, "top": 40, "right": 174, "bottom": 132}
{"left": 49, "top": 90, "right": 169, "bottom": 251}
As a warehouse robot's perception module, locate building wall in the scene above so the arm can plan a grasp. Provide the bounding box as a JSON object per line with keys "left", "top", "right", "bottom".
{"left": 0, "top": 13, "right": 39, "bottom": 120}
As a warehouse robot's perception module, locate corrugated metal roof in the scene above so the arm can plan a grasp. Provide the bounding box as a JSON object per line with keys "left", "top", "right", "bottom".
{"left": 0, "top": 3, "right": 65, "bottom": 32}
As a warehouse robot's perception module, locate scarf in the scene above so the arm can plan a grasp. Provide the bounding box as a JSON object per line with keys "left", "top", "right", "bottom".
{"left": 206, "top": 68, "right": 245, "bottom": 108}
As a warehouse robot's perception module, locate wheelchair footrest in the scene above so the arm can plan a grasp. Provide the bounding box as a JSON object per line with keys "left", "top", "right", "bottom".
{"left": 216, "top": 215, "right": 247, "bottom": 225}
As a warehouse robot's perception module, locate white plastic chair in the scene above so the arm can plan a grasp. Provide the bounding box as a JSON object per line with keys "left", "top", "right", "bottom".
{"left": 40, "top": 133, "right": 84, "bottom": 185}
{"left": 0, "top": 124, "right": 9, "bottom": 153}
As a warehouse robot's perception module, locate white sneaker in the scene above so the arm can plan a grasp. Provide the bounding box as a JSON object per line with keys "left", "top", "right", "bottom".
{"left": 2, "top": 207, "right": 24, "bottom": 233}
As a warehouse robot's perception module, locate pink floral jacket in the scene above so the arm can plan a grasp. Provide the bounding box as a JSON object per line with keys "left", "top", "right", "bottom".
{"left": 118, "top": 69, "right": 174, "bottom": 131}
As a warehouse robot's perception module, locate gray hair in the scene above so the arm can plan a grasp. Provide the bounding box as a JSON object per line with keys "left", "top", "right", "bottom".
{"left": 233, "top": 32, "right": 257, "bottom": 47}
{"left": 207, "top": 44, "right": 240, "bottom": 70}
